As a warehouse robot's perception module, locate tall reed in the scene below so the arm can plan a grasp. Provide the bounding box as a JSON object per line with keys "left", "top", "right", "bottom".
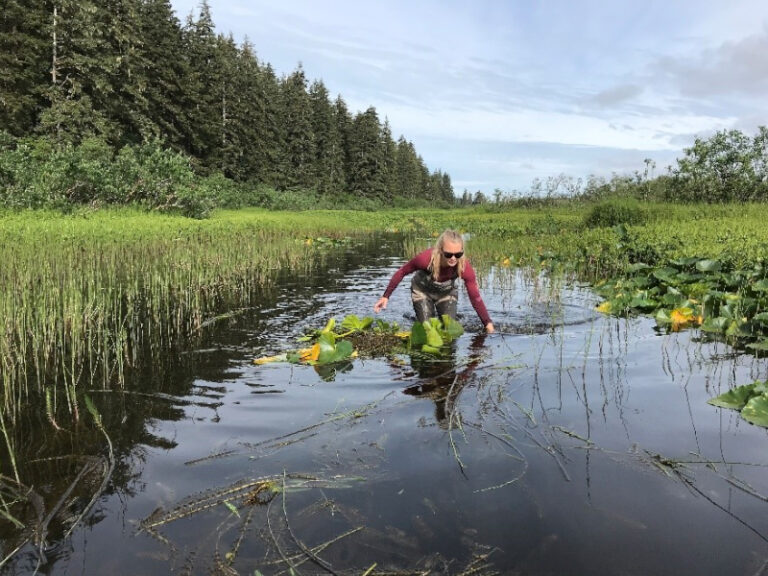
{"left": 0, "top": 208, "right": 398, "bottom": 424}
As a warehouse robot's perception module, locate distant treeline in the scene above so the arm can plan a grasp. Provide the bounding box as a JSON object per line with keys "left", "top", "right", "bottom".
{"left": 0, "top": 0, "right": 454, "bottom": 214}
{"left": 463, "top": 127, "right": 768, "bottom": 207}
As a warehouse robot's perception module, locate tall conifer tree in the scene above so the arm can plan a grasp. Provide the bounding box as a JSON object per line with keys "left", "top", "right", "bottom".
{"left": 347, "top": 107, "right": 386, "bottom": 201}
{"left": 38, "top": 0, "right": 118, "bottom": 143}
{"left": 182, "top": 0, "right": 220, "bottom": 169}
{"left": 137, "top": 0, "right": 192, "bottom": 149}
{"left": 0, "top": 0, "right": 50, "bottom": 135}
{"left": 279, "top": 65, "right": 315, "bottom": 190}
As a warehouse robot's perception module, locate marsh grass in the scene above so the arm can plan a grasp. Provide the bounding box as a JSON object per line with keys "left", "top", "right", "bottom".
{"left": 0, "top": 208, "right": 405, "bottom": 426}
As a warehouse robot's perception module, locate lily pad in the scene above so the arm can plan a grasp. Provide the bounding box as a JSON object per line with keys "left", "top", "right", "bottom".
{"left": 410, "top": 322, "right": 427, "bottom": 347}
{"left": 746, "top": 339, "right": 768, "bottom": 351}
{"left": 741, "top": 394, "right": 768, "bottom": 427}
{"left": 707, "top": 382, "right": 758, "bottom": 410}
{"left": 341, "top": 314, "right": 374, "bottom": 332}
{"left": 440, "top": 315, "right": 464, "bottom": 339}
{"left": 700, "top": 316, "right": 730, "bottom": 333}
{"left": 653, "top": 267, "right": 679, "bottom": 284}
{"left": 424, "top": 321, "right": 444, "bottom": 348}
{"left": 695, "top": 259, "right": 722, "bottom": 273}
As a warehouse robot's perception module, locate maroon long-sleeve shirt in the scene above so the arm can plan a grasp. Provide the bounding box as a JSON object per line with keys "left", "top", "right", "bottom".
{"left": 382, "top": 249, "right": 492, "bottom": 326}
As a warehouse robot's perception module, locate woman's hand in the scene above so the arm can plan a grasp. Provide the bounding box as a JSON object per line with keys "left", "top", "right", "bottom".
{"left": 485, "top": 322, "right": 495, "bottom": 334}
{"left": 374, "top": 296, "right": 389, "bottom": 313}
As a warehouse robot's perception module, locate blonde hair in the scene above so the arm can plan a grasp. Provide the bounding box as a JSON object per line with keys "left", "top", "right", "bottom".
{"left": 429, "top": 229, "right": 466, "bottom": 281}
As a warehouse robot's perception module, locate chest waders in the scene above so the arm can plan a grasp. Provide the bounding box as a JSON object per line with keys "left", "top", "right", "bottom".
{"left": 410, "top": 269, "right": 458, "bottom": 322}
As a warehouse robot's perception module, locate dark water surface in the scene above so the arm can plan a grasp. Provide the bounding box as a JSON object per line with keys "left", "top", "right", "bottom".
{"left": 5, "top": 236, "right": 768, "bottom": 575}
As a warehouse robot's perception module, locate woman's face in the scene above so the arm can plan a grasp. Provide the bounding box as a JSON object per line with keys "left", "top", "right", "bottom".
{"left": 441, "top": 239, "right": 464, "bottom": 267}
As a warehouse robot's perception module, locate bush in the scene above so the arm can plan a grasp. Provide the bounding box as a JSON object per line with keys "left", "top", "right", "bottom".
{"left": 583, "top": 198, "right": 649, "bottom": 228}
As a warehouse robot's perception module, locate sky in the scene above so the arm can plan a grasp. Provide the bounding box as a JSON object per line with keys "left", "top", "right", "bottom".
{"left": 169, "top": 0, "right": 768, "bottom": 195}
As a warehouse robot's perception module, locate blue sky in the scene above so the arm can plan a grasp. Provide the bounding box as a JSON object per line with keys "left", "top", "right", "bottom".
{"left": 169, "top": 0, "right": 768, "bottom": 195}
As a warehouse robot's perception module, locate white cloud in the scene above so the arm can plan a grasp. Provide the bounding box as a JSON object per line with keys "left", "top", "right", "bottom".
{"left": 169, "top": 0, "right": 768, "bottom": 193}
{"left": 357, "top": 99, "right": 735, "bottom": 151}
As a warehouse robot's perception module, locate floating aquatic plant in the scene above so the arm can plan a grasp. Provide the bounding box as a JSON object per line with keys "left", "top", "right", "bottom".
{"left": 253, "top": 314, "right": 464, "bottom": 367}
{"left": 594, "top": 256, "right": 768, "bottom": 346}
{"left": 708, "top": 381, "right": 768, "bottom": 428}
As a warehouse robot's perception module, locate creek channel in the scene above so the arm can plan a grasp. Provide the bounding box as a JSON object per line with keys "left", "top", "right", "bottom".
{"left": 4, "top": 234, "right": 768, "bottom": 575}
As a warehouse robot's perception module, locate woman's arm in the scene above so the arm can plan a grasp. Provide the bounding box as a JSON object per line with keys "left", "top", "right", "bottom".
{"left": 379, "top": 249, "right": 432, "bottom": 299}
{"left": 462, "top": 263, "right": 493, "bottom": 328}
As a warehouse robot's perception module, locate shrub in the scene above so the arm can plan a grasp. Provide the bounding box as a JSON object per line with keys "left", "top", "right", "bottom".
{"left": 584, "top": 198, "right": 649, "bottom": 228}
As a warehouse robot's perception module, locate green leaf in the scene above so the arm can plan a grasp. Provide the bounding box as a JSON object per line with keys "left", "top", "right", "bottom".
{"left": 654, "top": 309, "right": 672, "bottom": 324}
{"left": 676, "top": 272, "right": 702, "bottom": 283}
{"left": 410, "top": 322, "right": 427, "bottom": 347}
{"left": 421, "top": 344, "right": 442, "bottom": 354}
{"left": 696, "top": 259, "right": 722, "bottom": 273}
{"left": 626, "top": 262, "right": 652, "bottom": 273}
{"left": 653, "top": 267, "right": 679, "bottom": 284}
{"left": 424, "top": 322, "right": 444, "bottom": 348}
{"left": 440, "top": 315, "right": 464, "bottom": 339}
{"left": 333, "top": 340, "right": 354, "bottom": 361}
{"left": 341, "top": 314, "right": 362, "bottom": 330}
{"left": 629, "top": 296, "right": 657, "bottom": 311}
{"left": 741, "top": 394, "right": 768, "bottom": 427}
{"left": 700, "top": 316, "right": 730, "bottom": 333}
{"left": 752, "top": 279, "right": 768, "bottom": 292}
{"left": 747, "top": 339, "right": 768, "bottom": 351}
{"left": 670, "top": 257, "right": 699, "bottom": 268}
{"left": 316, "top": 332, "right": 338, "bottom": 363}
{"left": 223, "top": 501, "right": 240, "bottom": 517}
{"left": 707, "top": 382, "right": 757, "bottom": 409}
{"left": 753, "top": 312, "right": 768, "bottom": 323}
{"left": 341, "top": 314, "right": 374, "bottom": 332}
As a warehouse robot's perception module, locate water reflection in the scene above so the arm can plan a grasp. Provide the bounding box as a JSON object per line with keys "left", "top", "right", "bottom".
{"left": 404, "top": 332, "right": 489, "bottom": 429}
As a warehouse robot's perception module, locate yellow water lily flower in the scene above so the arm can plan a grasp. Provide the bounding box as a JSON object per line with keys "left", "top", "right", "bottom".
{"left": 299, "top": 343, "right": 320, "bottom": 362}
{"left": 502, "top": 258, "right": 511, "bottom": 267}
{"left": 670, "top": 307, "right": 695, "bottom": 332}
{"left": 254, "top": 354, "right": 286, "bottom": 366}
{"left": 596, "top": 301, "right": 612, "bottom": 314}
{"left": 394, "top": 331, "right": 411, "bottom": 339}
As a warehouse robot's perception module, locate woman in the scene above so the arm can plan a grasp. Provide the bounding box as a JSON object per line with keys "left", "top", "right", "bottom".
{"left": 373, "top": 229, "right": 495, "bottom": 333}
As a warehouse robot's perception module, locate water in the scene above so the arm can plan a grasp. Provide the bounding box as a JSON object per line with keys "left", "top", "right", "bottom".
{"left": 4, "top": 236, "right": 768, "bottom": 575}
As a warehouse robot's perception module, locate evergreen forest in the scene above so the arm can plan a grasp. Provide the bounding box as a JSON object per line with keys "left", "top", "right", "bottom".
{"left": 0, "top": 0, "right": 455, "bottom": 215}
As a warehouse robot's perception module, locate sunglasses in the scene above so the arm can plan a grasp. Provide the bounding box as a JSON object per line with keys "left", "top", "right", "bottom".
{"left": 442, "top": 251, "right": 464, "bottom": 259}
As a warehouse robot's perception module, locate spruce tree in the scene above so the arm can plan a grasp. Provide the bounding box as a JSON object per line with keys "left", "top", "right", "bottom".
{"left": 440, "top": 171, "right": 454, "bottom": 203}
{"left": 347, "top": 106, "right": 386, "bottom": 201}
{"left": 37, "top": 0, "right": 119, "bottom": 143}
{"left": 395, "top": 136, "right": 422, "bottom": 199}
{"left": 0, "top": 0, "right": 50, "bottom": 136}
{"left": 181, "top": 0, "right": 220, "bottom": 170}
{"left": 137, "top": 0, "right": 192, "bottom": 150}
{"left": 231, "top": 38, "right": 264, "bottom": 182}
{"left": 279, "top": 65, "right": 315, "bottom": 190}
{"left": 309, "top": 80, "right": 345, "bottom": 195}
{"left": 254, "top": 63, "right": 285, "bottom": 186}
{"left": 380, "top": 119, "right": 397, "bottom": 203}
{"left": 215, "top": 33, "right": 241, "bottom": 177}
{"left": 334, "top": 95, "right": 352, "bottom": 192}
